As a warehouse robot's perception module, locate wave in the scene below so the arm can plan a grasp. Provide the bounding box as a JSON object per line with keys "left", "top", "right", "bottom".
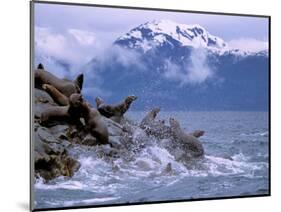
{"left": 35, "top": 177, "right": 86, "bottom": 190}
{"left": 34, "top": 112, "right": 269, "bottom": 208}
{"left": 42, "top": 197, "right": 120, "bottom": 207}
{"left": 35, "top": 144, "right": 267, "bottom": 195}
{"left": 240, "top": 130, "right": 268, "bottom": 137}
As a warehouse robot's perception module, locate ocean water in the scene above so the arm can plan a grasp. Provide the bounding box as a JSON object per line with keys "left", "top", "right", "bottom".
{"left": 34, "top": 111, "right": 269, "bottom": 209}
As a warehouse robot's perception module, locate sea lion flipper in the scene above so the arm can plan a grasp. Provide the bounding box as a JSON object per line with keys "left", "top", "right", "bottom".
{"left": 37, "top": 63, "right": 44, "bottom": 70}
{"left": 95, "top": 97, "right": 104, "bottom": 107}
{"left": 74, "top": 74, "right": 84, "bottom": 90}
{"left": 42, "top": 84, "right": 69, "bottom": 106}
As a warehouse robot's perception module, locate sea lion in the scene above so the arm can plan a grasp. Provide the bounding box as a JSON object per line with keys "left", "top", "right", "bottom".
{"left": 35, "top": 64, "right": 84, "bottom": 97}
{"left": 140, "top": 107, "right": 160, "bottom": 128}
{"left": 95, "top": 95, "right": 137, "bottom": 123}
{"left": 169, "top": 117, "right": 204, "bottom": 157}
{"left": 40, "top": 93, "right": 84, "bottom": 126}
{"left": 140, "top": 107, "right": 171, "bottom": 139}
{"left": 81, "top": 101, "right": 109, "bottom": 145}
{"left": 162, "top": 162, "right": 174, "bottom": 175}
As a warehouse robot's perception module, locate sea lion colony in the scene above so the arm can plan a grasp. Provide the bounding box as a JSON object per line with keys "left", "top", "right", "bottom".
{"left": 34, "top": 63, "right": 205, "bottom": 181}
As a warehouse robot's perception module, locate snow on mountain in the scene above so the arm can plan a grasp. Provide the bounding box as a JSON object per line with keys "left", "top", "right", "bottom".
{"left": 115, "top": 20, "right": 267, "bottom": 57}
{"left": 116, "top": 20, "right": 227, "bottom": 52}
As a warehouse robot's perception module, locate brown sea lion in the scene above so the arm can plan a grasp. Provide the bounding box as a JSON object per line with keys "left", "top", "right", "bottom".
{"left": 40, "top": 93, "right": 84, "bottom": 126}
{"left": 95, "top": 95, "right": 137, "bottom": 123}
{"left": 81, "top": 101, "right": 109, "bottom": 145}
{"left": 140, "top": 107, "right": 161, "bottom": 128}
{"left": 140, "top": 107, "right": 172, "bottom": 139}
{"left": 169, "top": 118, "right": 204, "bottom": 157}
{"left": 35, "top": 64, "right": 84, "bottom": 97}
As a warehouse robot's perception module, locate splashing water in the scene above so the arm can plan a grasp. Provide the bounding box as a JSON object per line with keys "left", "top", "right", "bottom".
{"left": 34, "top": 111, "right": 269, "bottom": 208}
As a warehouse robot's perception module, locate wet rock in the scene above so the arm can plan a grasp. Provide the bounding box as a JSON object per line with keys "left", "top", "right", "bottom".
{"left": 34, "top": 89, "right": 82, "bottom": 181}
{"left": 34, "top": 88, "right": 54, "bottom": 104}
{"left": 34, "top": 127, "right": 80, "bottom": 182}
{"left": 82, "top": 134, "right": 98, "bottom": 146}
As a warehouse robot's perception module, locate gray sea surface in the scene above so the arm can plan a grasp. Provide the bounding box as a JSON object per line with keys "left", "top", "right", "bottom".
{"left": 34, "top": 111, "right": 269, "bottom": 209}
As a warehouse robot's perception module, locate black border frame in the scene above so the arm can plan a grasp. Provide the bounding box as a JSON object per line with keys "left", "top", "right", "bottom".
{"left": 30, "top": 1, "right": 271, "bottom": 211}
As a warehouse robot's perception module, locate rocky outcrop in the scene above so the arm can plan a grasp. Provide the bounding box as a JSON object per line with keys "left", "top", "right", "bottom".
{"left": 33, "top": 88, "right": 134, "bottom": 181}
{"left": 33, "top": 70, "right": 206, "bottom": 182}
{"left": 34, "top": 89, "right": 80, "bottom": 181}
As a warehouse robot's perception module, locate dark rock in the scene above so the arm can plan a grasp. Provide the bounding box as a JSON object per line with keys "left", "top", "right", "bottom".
{"left": 34, "top": 124, "right": 80, "bottom": 182}
{"left": 82, "top": 134, "right": 98, "bottom": 146}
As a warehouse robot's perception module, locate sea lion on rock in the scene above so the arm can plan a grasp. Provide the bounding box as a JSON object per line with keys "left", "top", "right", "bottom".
{"left": 35, "top": 64, "right": 84, "bottom": 97}
{"left": 95, "top": 95, "right": 137, "bottom": 123}
{"left": 169, "top": 118, "right": 204, "bottom": 157}
{"left": 40, "top": 93, "right": 84, "bottom": 126}
{"left": 81, "top": 101, "right": 109, "bottom": 145}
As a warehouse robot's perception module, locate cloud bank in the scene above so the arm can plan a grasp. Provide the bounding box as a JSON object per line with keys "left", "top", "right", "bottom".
{"left": 35, "top": 26, "right": 98, "bottom": 68}
{"left": 164, "top": 49, "right": 213, "bottom": 85}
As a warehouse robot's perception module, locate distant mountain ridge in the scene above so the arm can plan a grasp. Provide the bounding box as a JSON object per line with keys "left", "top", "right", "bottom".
{"left": 115, "top": 20, "right": 267, "bottom": 57}
{"left": 35, "top": 20, "right": 269, "bottom": 111}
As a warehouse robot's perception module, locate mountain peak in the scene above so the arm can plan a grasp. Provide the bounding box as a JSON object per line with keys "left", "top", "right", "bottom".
{"left": 116, "top": 19, "right": 228, "bottom": 52}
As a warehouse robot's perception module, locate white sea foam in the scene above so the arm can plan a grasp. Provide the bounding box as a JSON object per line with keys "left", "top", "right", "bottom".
{"left": 204, "top": 155, "right": 264, "bottom": 177}
{"left": 62, "top": 197, "right": 119, "bottom": 207}
{"left": 232, "top": 152, "right": 250, "bottom": 162}
{"left": 35, "top": 178, "right": 86, "bottom": 190}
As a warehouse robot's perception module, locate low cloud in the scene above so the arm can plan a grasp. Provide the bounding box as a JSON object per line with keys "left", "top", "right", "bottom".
{"left": 228, "top": 38, "right": 268, "bottom": 52}
{"left": 81, "top": 45, "right": 147, "bottom": 101}
{"left": 68, "top": 29, "right": 96, "bottom": 46}
{"left": 35, "top": 26, "right": 98, "bottom": 67}
{"left": 164, "top": 48, "right": 213, "bottom": 85}
{"left": 34, "top": 26, "right": 147, "bottom": 103}
{"left": 83, "top": 45, "right": 146, "bottom": 78}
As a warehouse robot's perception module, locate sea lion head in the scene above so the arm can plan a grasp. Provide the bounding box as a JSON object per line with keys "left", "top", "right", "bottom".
{"left": 95, "top": 97, "right": 104, "bottom": 107}
{"left": 125, "top": 95, "right": 137, "bottom": 104}
{"left": 69, "top": 93, "right": 84, "bottom": 108}
{"left": 169, "top": 117, "right": 180, "bottom": 130}
{"left": 74, "top": 74, "right": 84, "bottom": 92}
{"left": 151, "top": 107, "right": 160, "bottom": 118}
{"left": 192, "top": 130, "right": 205, "bottom": 138}
{"left": 37, "top": 63, "right": 44, "bottom": 70}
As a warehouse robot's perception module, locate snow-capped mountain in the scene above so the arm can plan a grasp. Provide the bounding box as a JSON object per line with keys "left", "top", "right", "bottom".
{"left": 86, "top": 20, "right": 269, "bottom": 110}
{"left": 35, "top": 20, "right": 269, "bottom": 111}
{"left": 115, "top": 20, "right": 227, "bottom": 52}
{"left": 115, "top": 20, "right": 267, "bottom": 57}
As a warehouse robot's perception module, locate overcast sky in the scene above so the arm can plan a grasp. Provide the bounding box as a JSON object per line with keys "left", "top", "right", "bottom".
{"left": 35, "top": 3, "right": 269, "bottom": 40}
{"left": 34, "top": 2, "right": 269, "bottom": 65}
